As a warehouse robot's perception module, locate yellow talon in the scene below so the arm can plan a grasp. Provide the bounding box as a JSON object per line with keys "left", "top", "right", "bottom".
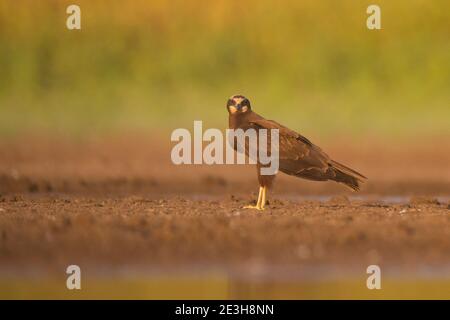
{"left": 242, "top": 186, "right": 267, "bottom": 210}
{"left": 243, "top": 204, "right": 264, "bottom": 211}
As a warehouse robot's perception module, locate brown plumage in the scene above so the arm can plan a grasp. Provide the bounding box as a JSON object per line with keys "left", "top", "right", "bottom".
{"left": 227, "top": 94, "right": 367, "bottom": 210}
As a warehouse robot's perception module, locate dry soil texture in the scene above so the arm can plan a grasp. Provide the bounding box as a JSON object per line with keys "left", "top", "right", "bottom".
{"left": 0, "top": 134, "right": 449, "bottom": 298}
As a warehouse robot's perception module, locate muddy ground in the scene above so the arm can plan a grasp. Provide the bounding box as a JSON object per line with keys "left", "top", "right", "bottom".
{"left": 0, "top": 134, "right": 449, "bottom": 298}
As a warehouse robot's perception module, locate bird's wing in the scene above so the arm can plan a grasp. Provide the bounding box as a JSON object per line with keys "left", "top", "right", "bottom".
{"left": 249, "top": 118, "right": 331, "bottom": 175}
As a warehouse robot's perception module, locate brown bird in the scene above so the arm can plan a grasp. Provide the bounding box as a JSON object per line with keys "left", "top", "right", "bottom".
{"left": 227, "top": 94, "right": 367, "bottom": 210}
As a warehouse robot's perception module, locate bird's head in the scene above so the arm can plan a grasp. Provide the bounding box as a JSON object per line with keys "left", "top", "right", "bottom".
{"left": 227, "top": 95, "right": 251, "bottom": 115}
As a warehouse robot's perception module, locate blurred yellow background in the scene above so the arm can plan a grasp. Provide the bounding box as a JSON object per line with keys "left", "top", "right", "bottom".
{"left": 2, "top": 275, "right": 450, "bottom": 299}
{"left": 0, "top": 0, "right": 449, "bottom": 136}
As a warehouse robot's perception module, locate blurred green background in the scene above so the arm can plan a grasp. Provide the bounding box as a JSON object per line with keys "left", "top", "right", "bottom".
{"left": 0, "top": 0, "right": 449, "bottom": 137}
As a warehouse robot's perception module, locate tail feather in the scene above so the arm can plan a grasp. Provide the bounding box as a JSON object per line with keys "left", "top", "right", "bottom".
{"left": 329, "top": 160, "right": 367, "bottom": 191}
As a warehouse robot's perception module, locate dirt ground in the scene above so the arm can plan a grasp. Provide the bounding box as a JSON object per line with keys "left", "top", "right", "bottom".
{"left": 0, "top": 133, "right": 449, "bottom": 298}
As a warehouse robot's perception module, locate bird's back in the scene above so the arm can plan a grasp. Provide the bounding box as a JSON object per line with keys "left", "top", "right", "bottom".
{"left": 229, "top": 111, "right": 366, "bottom": 190}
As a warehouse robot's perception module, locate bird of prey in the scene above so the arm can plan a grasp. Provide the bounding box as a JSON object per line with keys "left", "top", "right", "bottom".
{"left": 227, "top": 94, "right": 367, "bottom": 210}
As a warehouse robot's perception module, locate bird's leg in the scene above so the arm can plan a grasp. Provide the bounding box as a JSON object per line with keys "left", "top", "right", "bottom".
{"left": 243, "top": 186, "right": 264, "bottom": 210}
{"left": 260, "top": 186, "right": 267, "bottom": 210}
